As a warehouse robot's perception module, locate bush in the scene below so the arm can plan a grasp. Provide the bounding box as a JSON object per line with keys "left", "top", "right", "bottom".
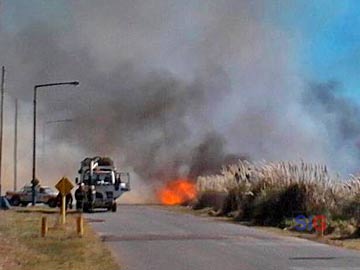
{"left": 195, "top": 160, "right": 360, "bottom": 230}
{"left": 341, "top": 195, "right": 360, "bottom": 221}
{"left": 193, "top": 191, "right": 228, "bottom": 211}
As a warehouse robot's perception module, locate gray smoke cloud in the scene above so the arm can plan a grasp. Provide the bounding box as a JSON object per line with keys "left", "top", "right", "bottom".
{"left": 0, "top": 1, "right": 358, "bottom": 201}
{"left": 303, "top": 81, "right": 360, "bottom": 171}
{"left": 305, "top": 81, "right": 360, "bottom": 142}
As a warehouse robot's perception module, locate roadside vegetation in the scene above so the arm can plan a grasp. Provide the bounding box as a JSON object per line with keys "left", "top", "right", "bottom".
{"left": 0, "top": 209, "right": 119, "bottom": 270}
{"left": 194, "top": 160, "right": 360, "bottom": 243}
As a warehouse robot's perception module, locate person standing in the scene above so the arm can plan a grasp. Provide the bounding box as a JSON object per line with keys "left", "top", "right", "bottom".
{"left": 75, "top": 183, "right": 85, "bottom": 211}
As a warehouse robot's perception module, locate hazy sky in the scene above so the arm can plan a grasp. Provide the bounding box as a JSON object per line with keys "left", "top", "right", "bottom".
{"left": 3, "top": 1, "right": 360, "bottom": 94}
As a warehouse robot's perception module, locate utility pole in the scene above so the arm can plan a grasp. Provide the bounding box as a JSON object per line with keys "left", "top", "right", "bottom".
{"left": 14, "top": 98, "right": 18, "bottom": 191}
{"left": 0, "top": 66, "right": 5, "bottom": 197}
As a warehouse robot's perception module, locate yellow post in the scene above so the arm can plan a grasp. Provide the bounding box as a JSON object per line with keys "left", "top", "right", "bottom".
{"left": 41, "top": 216, "right": 47, "bottom": 237}
{"left": 61, "top": 194, "right": 66, "bottom": 225}
{"left": 77, "top": 215, "right": 84, "bottom": 237}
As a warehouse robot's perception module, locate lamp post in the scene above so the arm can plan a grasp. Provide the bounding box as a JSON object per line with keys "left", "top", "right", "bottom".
{"left": 32, "top": 81, "right": 79, "bottom": 206}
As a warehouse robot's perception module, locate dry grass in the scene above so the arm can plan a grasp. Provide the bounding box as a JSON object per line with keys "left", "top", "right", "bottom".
{"left": 0, "top": 210, "right": 119, "bottom": 270}
{"left": 196, "top": 160, "right": 360, "bottom": 228}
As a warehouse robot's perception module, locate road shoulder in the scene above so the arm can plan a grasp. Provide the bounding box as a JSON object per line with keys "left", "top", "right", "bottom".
{"left": 0, "top": 209, "right": 120, "bottom": 270}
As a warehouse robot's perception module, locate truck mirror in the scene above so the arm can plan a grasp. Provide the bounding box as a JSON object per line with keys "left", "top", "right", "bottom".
{"left": 75, "top": 177, "right": 79, "bottom": 184}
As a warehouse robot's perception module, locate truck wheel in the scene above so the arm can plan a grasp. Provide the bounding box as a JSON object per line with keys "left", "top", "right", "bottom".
{"left": 111, "top": 202, "right": 117, "bottom": 212}
{"left": 10, "top": 196, "right": 20, "bottom": 206}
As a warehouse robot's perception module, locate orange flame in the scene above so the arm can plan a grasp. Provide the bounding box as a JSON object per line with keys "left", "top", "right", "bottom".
{"left": 158, "top": 179, "right": 197, "bottom": 205}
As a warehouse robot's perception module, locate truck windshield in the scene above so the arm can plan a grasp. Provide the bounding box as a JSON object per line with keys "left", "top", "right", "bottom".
{"left": 83, "top": 172, "right": 113, "bottom": 185}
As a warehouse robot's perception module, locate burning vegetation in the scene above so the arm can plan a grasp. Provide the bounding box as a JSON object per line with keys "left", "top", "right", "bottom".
{"left": 158, "top": 179, "right": 197, "bottom": 205}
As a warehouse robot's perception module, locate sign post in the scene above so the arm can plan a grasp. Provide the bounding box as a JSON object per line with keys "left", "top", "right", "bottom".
{"left": 55, "top": 177, "right": 74, "bottom": 225}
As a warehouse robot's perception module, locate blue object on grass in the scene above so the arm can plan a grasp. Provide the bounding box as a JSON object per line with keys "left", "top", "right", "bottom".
{"left": 0, "top": 196, "right": 11, "bottom": 210}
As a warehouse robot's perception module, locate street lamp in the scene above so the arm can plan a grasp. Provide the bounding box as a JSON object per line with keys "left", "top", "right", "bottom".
{"left": 32, "top": 81, "right": 79, "bottom": 206}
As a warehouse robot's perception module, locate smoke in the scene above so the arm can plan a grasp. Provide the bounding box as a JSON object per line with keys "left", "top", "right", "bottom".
{"left": 305, "top": 81, "right": 360, "bottom": 142}
{"left": 188, "top": 133, "right": 249, "bottom": 178}
{"left": 303, "top": 81, "right": 360, "bottom": 172}
{"left": 0, "top": 1, "right": 359, "bottom": 201}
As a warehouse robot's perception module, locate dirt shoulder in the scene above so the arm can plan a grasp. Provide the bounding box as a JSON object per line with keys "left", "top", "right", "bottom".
{"left": 253, "top": 225, "right": 360, "bottom": 251}
{"left": 0, "top": 209, "right": 120, "bottom": 270}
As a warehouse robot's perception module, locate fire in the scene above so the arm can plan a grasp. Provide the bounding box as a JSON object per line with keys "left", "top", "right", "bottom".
{"left": 158, "top": 179, "right": 197, "bottom": 205}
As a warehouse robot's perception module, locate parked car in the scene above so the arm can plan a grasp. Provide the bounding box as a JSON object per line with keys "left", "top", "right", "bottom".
{"left": 5, "top": 185, "right": 58, "bottom": 207}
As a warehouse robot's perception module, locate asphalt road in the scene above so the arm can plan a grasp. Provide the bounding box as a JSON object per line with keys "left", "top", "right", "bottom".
{"left": 87, "top": 205, "right": 360, "bottom": 270}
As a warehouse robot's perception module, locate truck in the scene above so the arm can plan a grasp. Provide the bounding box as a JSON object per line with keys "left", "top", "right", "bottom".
{"left": 5, "top": 184, "right": 58, "bottom": 207}
{"left": 76, "top": 156, "right": 130, "bottom": 212}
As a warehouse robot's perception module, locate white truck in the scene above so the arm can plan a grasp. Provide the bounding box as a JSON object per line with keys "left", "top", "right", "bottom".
{"left": 75, "top": 156, "right": 130, "bottom": 212}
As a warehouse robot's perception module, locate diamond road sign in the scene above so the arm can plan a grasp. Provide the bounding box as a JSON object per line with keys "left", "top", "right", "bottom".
{"left": 55, "top": 177, "right": 74, "bottom": 195}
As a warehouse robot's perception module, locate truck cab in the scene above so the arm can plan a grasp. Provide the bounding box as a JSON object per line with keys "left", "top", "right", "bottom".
{"left": 76, "top": 157, "right": 130, "bottom": 212}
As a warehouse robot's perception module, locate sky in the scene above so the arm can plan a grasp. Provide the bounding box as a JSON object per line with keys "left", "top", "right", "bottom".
{"left": 3, "top": 1, "right": 360, "bottom": 87}
{"left": 0, "top": 1, "right": 360, "bottom": 198}
{"left": 266, "top": 0, "right": 360, "bottom": 98}
{"left": 2, "top": 1, "right": 359, "bottom": 94}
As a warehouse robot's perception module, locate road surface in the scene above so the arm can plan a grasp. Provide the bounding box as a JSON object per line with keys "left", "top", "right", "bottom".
{"left": 87, "top": 205, "right": 360, "bottom": 270}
